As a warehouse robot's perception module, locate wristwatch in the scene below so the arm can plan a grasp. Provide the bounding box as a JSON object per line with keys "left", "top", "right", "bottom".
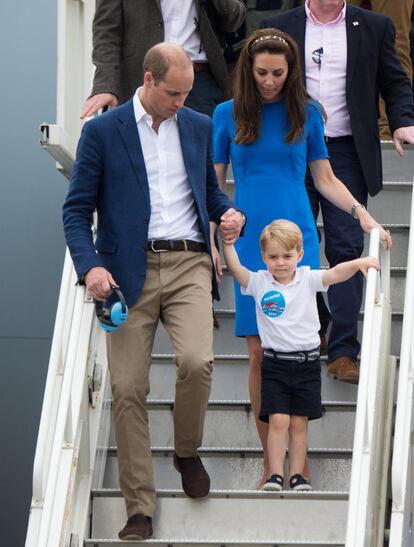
{"left": 351, "top": 203, "right": 366, "bottom": 219}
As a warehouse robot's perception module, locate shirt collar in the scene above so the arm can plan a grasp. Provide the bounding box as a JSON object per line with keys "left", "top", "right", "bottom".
{"left": 305, "top": 0, "right": 346, "bottom": 25}
{"left": 133, "top": 87, "right": 152, "bottom": 125}
{"left": 265, "top": 267, "right": 304, "bottom": 287}
{"left": 133, "top": 87, "right": 178, "bottom": 127}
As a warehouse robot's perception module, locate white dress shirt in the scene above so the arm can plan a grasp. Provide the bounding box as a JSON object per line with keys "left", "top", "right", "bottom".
{"left": 305, "top": 0, "right": 352, "bottom": 137}
{"left": 133, "top": 90, "right": 204, "bottom": 242}
{"left": 161, "top": 0, "right": 208, "bottom": 62}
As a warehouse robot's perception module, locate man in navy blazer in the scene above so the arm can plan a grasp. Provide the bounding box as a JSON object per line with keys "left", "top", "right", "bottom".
{"left": 63, "top": 43, "right": 244, "bottom": 541}
{"left": 262, "top": 0, "right": 414, "bottom": 382}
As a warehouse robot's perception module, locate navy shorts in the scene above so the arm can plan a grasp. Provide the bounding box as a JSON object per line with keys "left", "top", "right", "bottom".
{"left": 259, "top": 355, "right": 322, "bottom": 422}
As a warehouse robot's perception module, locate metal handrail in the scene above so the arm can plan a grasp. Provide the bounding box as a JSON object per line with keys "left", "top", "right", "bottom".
{"left": 346, "top": 227, "right": 393, "bottom": 546}
{"left": 389, "top": 177, "right": 414, "bottom": 545}
{"left": 31, "top": 249, "right": 77, "bottom": 503}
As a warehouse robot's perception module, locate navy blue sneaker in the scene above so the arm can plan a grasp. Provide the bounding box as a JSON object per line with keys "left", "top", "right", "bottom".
{"left": 289, "top": 474, "right": 312, "bottom": 491}
{"left": 263, "top": 474, "right": 284, "bottom": 491}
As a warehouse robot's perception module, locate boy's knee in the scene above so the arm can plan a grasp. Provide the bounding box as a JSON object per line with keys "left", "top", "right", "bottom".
{"left": 289, "top": 416, "right": 308, "bottom": 434}
{"left": 269, "top": 413, "right": 290, "bottom": 431}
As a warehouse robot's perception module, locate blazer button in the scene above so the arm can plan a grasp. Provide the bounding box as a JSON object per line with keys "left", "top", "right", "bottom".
{"left": 157, "top": 21, "right": 163, "bottom": 28}
{"left": 143, "top": 218, "right": 149, "bottom": 224}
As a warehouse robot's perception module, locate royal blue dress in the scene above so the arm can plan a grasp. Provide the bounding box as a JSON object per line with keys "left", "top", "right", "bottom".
{"left": 213, "top": 98, "right": 329, "bottom": 336}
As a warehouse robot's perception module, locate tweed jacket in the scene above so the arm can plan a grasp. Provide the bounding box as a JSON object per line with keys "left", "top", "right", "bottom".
{"left": 91, "top": 0, "right": 246, "bottom": 103}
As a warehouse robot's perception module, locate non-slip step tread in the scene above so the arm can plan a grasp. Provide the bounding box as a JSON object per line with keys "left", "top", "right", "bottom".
{"left": 85, "top": 540, "right": 346, "bottom": 546}
{"left": 106, "top": 446, "right": 353, "bottom": 455}
{"left": 144, "top": 399, "right": 356, "bottom": 408}
{"left": 92, "top": 488, "right": 349, "bottom": 500}
{"left": 90, "top": 496, "right": 349, "bottom": 542}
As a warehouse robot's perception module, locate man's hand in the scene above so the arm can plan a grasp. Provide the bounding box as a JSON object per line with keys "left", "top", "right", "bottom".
{"left": 218, "top": 208, "right": 245, "bottom": 244}
{"left": 393, "top": 126, "right": 414, "bottom": 156}
{"left": 81, "top": 93, "right": 118, "bottom": 118}
{"left": 85, "top": 266, "right": 117, "bottom": 301}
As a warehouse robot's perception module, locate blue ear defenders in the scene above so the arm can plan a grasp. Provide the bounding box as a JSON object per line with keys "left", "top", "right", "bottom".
{"left": 95, "top": 286, "right": 128, "bottom": 332}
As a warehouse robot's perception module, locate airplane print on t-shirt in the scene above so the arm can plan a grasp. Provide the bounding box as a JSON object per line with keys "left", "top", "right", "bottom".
{"left": 261, "top": 291, "right": 285, "bottom": 318}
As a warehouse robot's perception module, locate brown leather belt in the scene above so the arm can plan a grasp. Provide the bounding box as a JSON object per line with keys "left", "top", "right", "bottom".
{"left": 193, "top": 62, "right": 210, "bottom": 73}
{"left": 148, "top": 239, "right": 207, "bottom": 253}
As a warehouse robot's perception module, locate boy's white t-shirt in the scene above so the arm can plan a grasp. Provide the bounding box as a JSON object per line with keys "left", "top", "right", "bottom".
{"left": 241, "top": 266, "right": 328, "bottom": 352}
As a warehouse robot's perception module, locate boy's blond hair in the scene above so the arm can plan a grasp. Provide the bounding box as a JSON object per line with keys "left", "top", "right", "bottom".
{"left": 260, "top": 219, "right": 303, "bottom": 254}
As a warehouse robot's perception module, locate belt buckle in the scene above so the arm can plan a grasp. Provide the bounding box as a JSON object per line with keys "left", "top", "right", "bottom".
{"left": 150, "top": 240, "right": 168, "bottom": 253}
{"left": 297, "top": 352, "right": 306, "bottom": 363}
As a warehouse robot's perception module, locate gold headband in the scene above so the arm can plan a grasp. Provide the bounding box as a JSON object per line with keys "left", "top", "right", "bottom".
{"left": 252, "top": 35, "right": 289, "bottom": 48}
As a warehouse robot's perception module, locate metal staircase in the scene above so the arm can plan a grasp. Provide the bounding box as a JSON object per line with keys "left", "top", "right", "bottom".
{"left": 26, "top": 1, "right": 414, "bottom": 544}
{"left": 79, "top": 148, "right": 407, "bottom": 546}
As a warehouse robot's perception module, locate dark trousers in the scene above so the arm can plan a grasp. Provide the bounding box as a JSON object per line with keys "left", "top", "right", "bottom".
{"left": 306, "top": 140, "right": 368, "bottom": 361}
{"left": 185, "top": 70, "right": 223, "bottom": 117}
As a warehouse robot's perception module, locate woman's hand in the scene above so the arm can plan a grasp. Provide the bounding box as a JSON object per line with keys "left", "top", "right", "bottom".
{"left": 357, "top": 208, "right": 392, "bottom": 250}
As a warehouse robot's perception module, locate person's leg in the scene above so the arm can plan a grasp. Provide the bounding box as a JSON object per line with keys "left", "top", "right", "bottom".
{"left": 160, "top": 251, "right": 214, "bottom": 456}
{"left": 305, "top": 171, "right": 331, "bottom": 341}
{"left": 320, "top": 141, "right": 368, "bottom": 378}
{"left": 371, "top": 0, "right": 413, "bottom": 81}
{"left": 185, "top": 70, "right": 223, "bottom": 117}
{"left": 288, "top": 416, "right": 309, "bottom": 478}
{"left": 106, "top": 252, "right": 161, "bottom": 519}
{"left": 246, "top": 335, "right": 269, "bottom": 486}
{"left": 267, "top": 413, "right": 290, "bottom": 477}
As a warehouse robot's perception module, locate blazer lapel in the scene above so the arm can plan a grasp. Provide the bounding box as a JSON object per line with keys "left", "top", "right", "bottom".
{"left": 345, "top": 6, "right": 362, "bottom": 97}
{"left": 293, "top": 8, "right": 307, "bottom": 85}
{"left": 116, "top": 100, "right": 150, "bottom": 202}
{"left": 177, "top": 110, "right": 197, "bottom": 191}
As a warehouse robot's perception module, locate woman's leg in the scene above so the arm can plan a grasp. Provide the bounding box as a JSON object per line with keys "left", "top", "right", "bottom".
{"left": 246, "top": 335, "right": 269, "bottom": 486}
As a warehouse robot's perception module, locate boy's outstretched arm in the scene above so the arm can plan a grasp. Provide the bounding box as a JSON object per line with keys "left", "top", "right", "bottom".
{"left": 222, "top": 242, "right": 250, "bottom": 289}
{"left": 323, "top": 256, "right": 380, "bottom": 288}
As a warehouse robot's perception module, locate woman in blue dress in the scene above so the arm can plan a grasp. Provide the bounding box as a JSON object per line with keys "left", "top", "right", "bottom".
{"left": 213, "top": 28, "right": 391, "bottom": 487}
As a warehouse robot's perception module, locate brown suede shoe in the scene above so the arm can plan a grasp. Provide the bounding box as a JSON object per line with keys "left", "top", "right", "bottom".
{"left": 119, "top": 513, "right": 153, "bottom": 541}
{"left": 173, "top": 453, "right": 210, "bottom": 498}
{"left": 328, "top": 356, "right": 359, "bottom": 384}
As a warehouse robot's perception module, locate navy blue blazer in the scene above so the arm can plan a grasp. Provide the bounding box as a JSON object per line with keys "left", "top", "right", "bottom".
{"left": 63, "top": 100, "right": 235, "bottom": 306}
{"left": 262, "top": 5, "right": 414, "bottom": 196}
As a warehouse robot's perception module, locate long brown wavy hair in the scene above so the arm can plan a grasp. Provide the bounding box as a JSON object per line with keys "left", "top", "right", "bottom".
{"left": 233, "top": 28, "right": 320, "bottom": 144}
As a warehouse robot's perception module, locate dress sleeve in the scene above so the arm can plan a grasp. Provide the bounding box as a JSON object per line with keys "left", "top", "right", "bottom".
{"left": 306, "top": 102, "right": 329, "bottom": 162}
{"left": 212, "top": 103, "right": 231, "bottom": 164}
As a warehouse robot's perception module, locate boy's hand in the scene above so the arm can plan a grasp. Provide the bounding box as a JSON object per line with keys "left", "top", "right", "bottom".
{"left": 358, "top": 256, "right": 380, "bottom": 278}
{"left": 212, "top": 243, "right": 223, "bottom": 284}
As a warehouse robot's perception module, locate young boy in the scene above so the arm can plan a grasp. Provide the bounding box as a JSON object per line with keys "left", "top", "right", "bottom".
{"left": 223, "top": 219, "right": 379, "bottom": 491}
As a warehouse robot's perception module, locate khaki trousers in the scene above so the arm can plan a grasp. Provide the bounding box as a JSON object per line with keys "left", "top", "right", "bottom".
{"left": 106, "top": 250, "right": 214, "bottom": 517}
{"left": 348, "top": 0, "right": 414, "bottom": 138}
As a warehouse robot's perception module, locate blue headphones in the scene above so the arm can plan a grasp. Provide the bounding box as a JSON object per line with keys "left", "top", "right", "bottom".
{"left": 95, "top": 286, "right": 128, "bottom": 332}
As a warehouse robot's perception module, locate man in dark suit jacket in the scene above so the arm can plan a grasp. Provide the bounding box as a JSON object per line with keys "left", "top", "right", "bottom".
{"left": 64, "top": 43, "right": 245, "bottom": 540}
{"left": 81, "top": 0, "right": 246, "bottom": 118}
{"left": 262, "top": 0, "right": 414, "bottom": 382}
